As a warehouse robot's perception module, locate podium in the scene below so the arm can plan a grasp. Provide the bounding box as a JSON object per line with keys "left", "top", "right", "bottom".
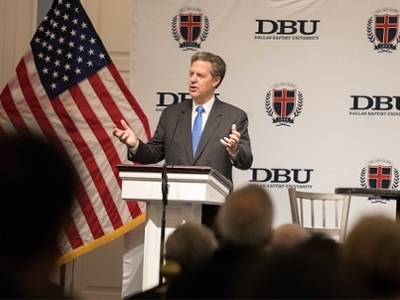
{"left": 117, "top": 164, "right": 232, "bottom": 290}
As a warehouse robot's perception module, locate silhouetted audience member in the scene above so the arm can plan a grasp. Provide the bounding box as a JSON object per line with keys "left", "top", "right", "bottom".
{"left": 166, "top": 185, "right": 274, "bottom": 299}
{"left": 218, "top": 185, "right": 274, "bottom": 248}
{"left": 341, "top": 214, "right": 400, "bottom": 299}
{"left": 126, "top": 221, "right": 218, "bottom": 299}
{"left": 228, "top": 233, "right": 371, "bottom": 299}
{"left": 0, "top": 132, "right": 76, "bottom": 299}
{"left": 266, "top": 223, "right": 309, "bottom": 253}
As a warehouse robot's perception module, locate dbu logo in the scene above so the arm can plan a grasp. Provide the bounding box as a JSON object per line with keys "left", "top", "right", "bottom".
{"left": 157, "top": 92, "right": 192, "bottom": 107}
{"left": 351, "top": 95, "right": 400, "bottom": 110}
{"left": 255, "top": 20, "right": 320, "bottom": 35}
{"left": 250, "top": 168, "right": 314, "bottom": 183}
{"left": 157, "top": 92, "right": 220, "bottom": 107}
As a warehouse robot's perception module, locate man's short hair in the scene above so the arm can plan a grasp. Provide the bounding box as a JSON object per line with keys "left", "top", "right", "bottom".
{"left": 165, "top": 221, "right": 218, "bottom": 272}
{"left": 218, "top": 185, "right": 274, "bottom": 247}
{"left": 191, "top": 51, "right": 226, "bottom": 88}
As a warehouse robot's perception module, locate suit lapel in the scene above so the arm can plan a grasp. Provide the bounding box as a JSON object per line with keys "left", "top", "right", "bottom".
{"left": 193, "top": 98, "right": 222, "bottom": 163}
{"left": 181, "top": 101, "right": 193, "bottom": 164}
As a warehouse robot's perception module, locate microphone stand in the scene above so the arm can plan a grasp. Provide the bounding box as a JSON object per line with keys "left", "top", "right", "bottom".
{"left": 158, "top": 109, "right": 184, "bottom": 286}
{"left": 159, "top": 161, "right": 168, "bottom": 286}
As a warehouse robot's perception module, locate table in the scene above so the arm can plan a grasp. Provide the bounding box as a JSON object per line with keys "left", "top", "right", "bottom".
{"left": 335, "top": 187, "right": 400, "bottom": 217}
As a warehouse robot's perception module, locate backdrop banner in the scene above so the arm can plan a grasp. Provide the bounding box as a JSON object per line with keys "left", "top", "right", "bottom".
{"left": 124, "top": 0, "right": 399, "bottom": 295}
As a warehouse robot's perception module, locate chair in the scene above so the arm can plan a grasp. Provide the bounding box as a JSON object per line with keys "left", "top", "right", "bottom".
{"left": 288, "top": 188, "right": 351, "bottom": 243}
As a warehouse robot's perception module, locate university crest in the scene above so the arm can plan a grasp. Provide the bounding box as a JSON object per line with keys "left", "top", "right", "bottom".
{"left": 172, "top": 7, "right": 209, "bottom": 51}
{"left": 265, "top": 83, "right": 303, "bottom": 126}
{"left": 367, "top": 8, "right": 400, "bottom": 52}
{"left": 360, "top": 159, "right": 399, "bottom": 203}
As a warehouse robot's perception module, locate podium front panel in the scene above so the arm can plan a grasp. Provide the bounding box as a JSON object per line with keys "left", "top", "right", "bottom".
{"left": 119, "top": 170, "right": 230, "bottom": 205}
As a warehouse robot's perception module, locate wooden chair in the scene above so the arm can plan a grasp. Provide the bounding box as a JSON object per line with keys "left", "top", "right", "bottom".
{"left": 288, "top": 188, "right": 351, "bottom": 243}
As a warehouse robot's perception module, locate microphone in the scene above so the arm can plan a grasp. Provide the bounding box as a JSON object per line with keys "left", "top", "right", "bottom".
{"left": 159, "top": 108, "right": 185, "bottom": 286}
{"left": 162, "top": 109, "right": 186, "bottom": 204}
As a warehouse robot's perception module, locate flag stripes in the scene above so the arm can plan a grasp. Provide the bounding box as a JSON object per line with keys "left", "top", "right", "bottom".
{"left": 0, "top": 0, "right": 151, "bottom": 262}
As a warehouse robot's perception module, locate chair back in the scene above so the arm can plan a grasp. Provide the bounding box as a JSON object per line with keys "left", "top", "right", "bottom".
{"left": 288, "top": 188, "right": 351, "bottom": 242}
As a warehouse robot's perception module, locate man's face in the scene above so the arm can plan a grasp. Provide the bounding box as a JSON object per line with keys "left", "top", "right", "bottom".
{"left": 188, "top": 60, "right": 220, "bottom": 104}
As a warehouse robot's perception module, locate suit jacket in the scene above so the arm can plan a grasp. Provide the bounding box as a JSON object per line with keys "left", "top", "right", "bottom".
{"left": 128, "top": 97, "right": 253, "bottom": 182}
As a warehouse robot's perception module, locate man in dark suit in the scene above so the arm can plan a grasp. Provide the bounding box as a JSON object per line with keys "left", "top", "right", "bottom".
{"left": 113, "top": 51, "right": 253, "bottom": 226}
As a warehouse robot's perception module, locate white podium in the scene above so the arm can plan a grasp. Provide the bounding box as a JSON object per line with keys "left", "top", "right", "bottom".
{"left": 117, "top": 164, "right": 232, "bottom": 291}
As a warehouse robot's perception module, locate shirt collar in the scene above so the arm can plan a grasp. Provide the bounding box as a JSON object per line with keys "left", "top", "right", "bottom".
{"left": 192, "top": 96, "right": 215, "bottom": 114}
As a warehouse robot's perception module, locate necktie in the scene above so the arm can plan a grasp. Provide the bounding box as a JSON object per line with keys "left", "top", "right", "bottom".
{"left": 192, "top": 105, "right": 204, "bottom": 157}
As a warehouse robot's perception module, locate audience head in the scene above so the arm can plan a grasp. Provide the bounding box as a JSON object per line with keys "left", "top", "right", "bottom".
{"left": 267, "top": 223, "right": 309, "bottom": 252}
{"left": 228, "top": 233, "right": 370, "bottom": 299}
{"left": 163, "top": 221, "right": 218, "bottom": 275}
{"left": 217, "top": 185, "right": 274, "bottom": 248}
{"left": 341, "top": 214, "right": 400, "bottom": 298}
{"left": 0, "top": 131, "right": 76, "bottom": 297}
{"left": 0, "top": 132, "right": 75, "bottom": 261}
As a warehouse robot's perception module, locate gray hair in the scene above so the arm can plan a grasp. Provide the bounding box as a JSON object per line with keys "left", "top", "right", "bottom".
{"left": 191, "top": 51, "right": 226, "bottom": 88}
{"left": 267, "top": 223, "right": 309, "bottom": 252}
{"left": 165, "top": 221, "right": 218, "bottom": 271}
{"left": 218, "top": 185, "right": 274, "bottom": 248}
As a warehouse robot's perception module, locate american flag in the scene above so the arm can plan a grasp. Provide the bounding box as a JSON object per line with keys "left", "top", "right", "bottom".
{"left": 0, "top": 0, "right": 151, "bottom": 263}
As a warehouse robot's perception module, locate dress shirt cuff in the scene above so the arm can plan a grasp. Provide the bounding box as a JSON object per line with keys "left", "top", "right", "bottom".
{"left": 128, "top": 140, "right": 139, "bottom": 154}
{"left": 229, "top": 148, "right": 239, "bottom": 163}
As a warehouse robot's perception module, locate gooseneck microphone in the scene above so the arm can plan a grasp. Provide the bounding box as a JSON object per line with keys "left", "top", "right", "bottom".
{"left": 159, "top": 108, "right": 186, "bottom": 286}
{"left": 161, "top": 109, "right": 185, "bottom": 205}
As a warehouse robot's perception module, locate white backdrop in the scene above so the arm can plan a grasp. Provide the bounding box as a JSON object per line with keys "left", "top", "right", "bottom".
{"left": 130, "top": 0, "right": 400, "bottom": 231}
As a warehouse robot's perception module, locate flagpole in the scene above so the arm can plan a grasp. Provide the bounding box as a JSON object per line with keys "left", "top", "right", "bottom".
{"left": 59, "top": 264, "right": 66, "bottom": 293}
